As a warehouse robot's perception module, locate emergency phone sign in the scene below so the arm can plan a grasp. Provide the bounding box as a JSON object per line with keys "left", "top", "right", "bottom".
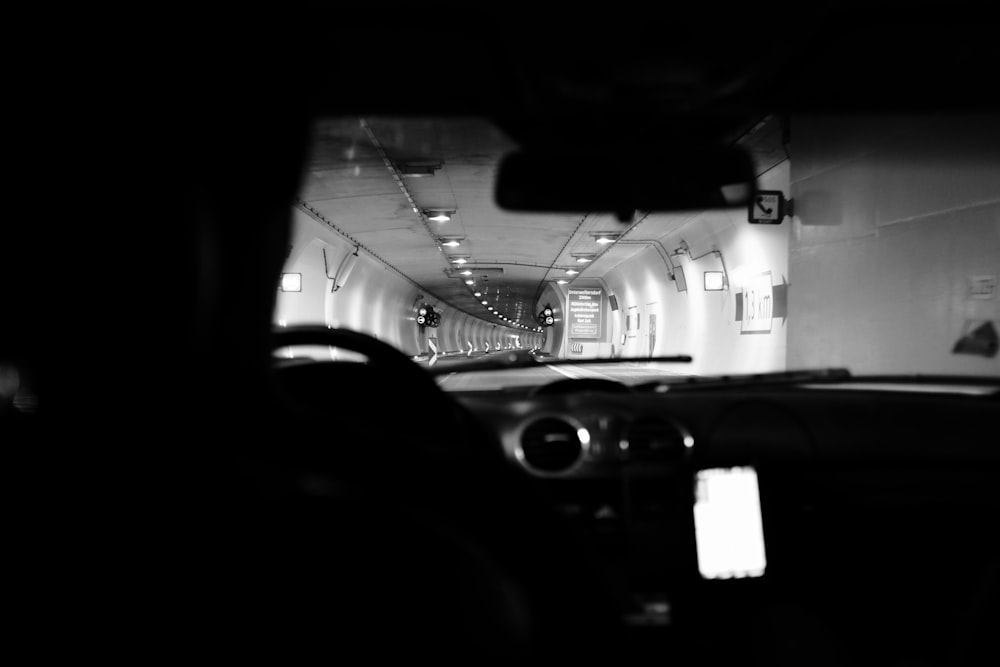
{"left": 748, "top": 190, "right": 785, "bottom": 224}
{"left": 568, "top": 288, "right": 604, "bottom": 339}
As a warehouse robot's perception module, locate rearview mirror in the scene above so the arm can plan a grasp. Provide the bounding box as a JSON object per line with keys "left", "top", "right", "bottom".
{"left": 495, "top": 145, "right": 756, "bottom": 219}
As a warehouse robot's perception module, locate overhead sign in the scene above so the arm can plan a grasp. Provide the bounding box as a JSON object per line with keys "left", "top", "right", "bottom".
{"left": 568, "top": 287, "right": 604, "bottom": 339}
{"left": 748, "top": 190, "right": 785, "bottom": 224}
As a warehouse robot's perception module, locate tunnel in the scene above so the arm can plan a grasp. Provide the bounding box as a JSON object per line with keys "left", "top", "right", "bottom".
{"left": 272, "top": 113, "right": 999, "bottom": 381}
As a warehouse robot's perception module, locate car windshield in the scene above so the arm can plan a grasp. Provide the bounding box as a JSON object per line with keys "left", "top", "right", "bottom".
{"left": 273, "top": 112, "right": 999, "bottom": 391}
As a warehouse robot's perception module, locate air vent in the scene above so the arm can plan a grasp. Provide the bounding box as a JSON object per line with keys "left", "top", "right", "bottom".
{"left": 519, "top": 418, "right": 584, "bottom": 473}
{"left": 625, "top": 417, "right": 686, "bottom": 460}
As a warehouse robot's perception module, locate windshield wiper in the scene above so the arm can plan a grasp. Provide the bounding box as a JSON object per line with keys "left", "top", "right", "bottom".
{"left": 633, "top": 367, "right": 852, "bottom": 391}
{"left": 637, "top": 369, "right": 1000, "bottom": 394}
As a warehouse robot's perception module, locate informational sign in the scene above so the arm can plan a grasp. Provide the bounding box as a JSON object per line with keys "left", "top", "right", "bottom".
{"left": 626, "top": 305, "right": 639, "bottom": 339}
{"left": 748, "top": 190, "right": 784, "bottom": 224}
{"left": 568, "top": 288, "right": 604, "bottom": 339}
{"left": 969, "top": 275, "right": 996, "bottom": 300}
{"left": 740, "top": 271, "right": 773, "bottom": 334}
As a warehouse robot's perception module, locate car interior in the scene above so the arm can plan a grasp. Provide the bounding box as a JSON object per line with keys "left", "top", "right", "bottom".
{"left": 5, "top": 7, "right": 999, "bottom": 666}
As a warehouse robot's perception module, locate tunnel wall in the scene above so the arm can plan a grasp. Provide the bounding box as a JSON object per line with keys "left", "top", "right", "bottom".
{"left": 581, "top": 161, "right": 791, "bottom": 376}
{"left": 787, "top": 114, "right": 1000, "bottom": 375}
{"left": 274, "top": 208, "right": 541, "bottom": 357}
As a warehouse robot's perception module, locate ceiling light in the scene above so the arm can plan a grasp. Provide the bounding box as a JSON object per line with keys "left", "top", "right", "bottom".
{"left": 488, "top": 306, "right": 493, "bottom": 310}
{"left": 481, "top": 300, "right": 488, "bottom": 305}
{"left": 440, "top": 239, "right": 462, "bottom": 247}
{"left": 556, "top": 279, "right": 569, "bottom": 284}
{"left": 575, "top": 255, "right": 595, "bottom": 263}
{"left": 565, "top": 269, "right": 579, "bottom": 275}
{"left": 425, "top": 209, "right": 455, "bottom": 223}
{"left": 592, "top": 233, "right": 620, "bottom": 244}
{"left": 451, "top": 258, "right": 467, "bottom": 264}
{"left": 398, "top": 161, "right": 441, "bottom": 177}
{"left": 460, "top": 270, "right": 473, "bottom": 276}
{"left": 473, "top": 292, "right": 481, "bottom": 297}
{"left": 465, "top": 279, "right": 475, "bottom": 285}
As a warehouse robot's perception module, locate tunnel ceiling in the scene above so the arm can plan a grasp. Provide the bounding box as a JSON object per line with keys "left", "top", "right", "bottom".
{"left": 297, "top": 114, "right": 786, "bottom": 326}
{"left": 291, "top": 12, "right": 996, "bottom": 328}
{"left": 298, "top": 116, "right": 636, "bottom": 326}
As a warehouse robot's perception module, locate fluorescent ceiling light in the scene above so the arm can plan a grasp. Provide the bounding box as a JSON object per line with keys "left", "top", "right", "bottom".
{"left": 280, "top": 273, "right": 302, "bottom": 292}
{"left": 451, "top": 258, "right": 467, "bottom": 264}
{"left": 575, "top": 256, "right": 594, "bottom": 263}
{"left": 465, "top": 280, "right": 475, "bottom": 285}
{"left": 481, "top": 300, "right": 488, "bottom": 305}
{"left": 460, "top": 270, "right": 473, "bottom": 276}
{"left": 473, "top": 292, "right": 481, "bottom": 297}
{"left": 440, "top": 239, "right": 462, "bottom": 247}
{"left": 565, "top": 269, "right": 579, "bottom": 275}
{"left": 425, "top": 209, "right": 454, "bottom": 222}
{"left": 593, "top": 233, "right": 620, "bottom": 245}
{"left": 397, "top": 161, "right": 441, "bottom": 177}
{"left": 556, "top": 279, "right": 569, "bottom": 284}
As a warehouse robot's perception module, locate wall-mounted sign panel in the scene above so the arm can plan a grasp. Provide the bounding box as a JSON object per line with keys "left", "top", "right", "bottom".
{"left": 969, "top": 275, "right": 996, "bottom": 300}
{"left": 280, "top": 273, "right": 302, "bottom": 292}
{"left": 568, "top": 288, "right": 605, "bottom": 339}
{"left": 740, "top": 271, "right": 774, "bottom": 334}
{"left": 704, "top": 271, "right": 725, "bottom": 291}
{"left": 748, "top": 190, "right": 785, "bottom": 224}
{"left": 626, "top": 305, "right": 639, "bottom": 339}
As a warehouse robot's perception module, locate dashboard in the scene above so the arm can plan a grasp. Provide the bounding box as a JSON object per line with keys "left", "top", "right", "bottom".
{"left": 452, "top": 379, "right": 1000, "bottom": 661}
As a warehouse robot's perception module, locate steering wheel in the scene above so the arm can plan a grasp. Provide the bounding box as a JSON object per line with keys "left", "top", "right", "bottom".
{"left": 271, "top": 324, "right": 441, "bottom": 389}
{"left": 263, "top": 324, "right": 620, "bottom": 660}
{"left": 269, "top": 324, "right": 500, "bottom": 464}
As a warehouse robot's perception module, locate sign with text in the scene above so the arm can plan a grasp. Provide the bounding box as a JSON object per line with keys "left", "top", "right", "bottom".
{"left": 969, "top": 275, "right": 996, "bottom": 300}
{"left": 740, "top": 271, "right": 773, "bottom": 334}
{"left": 568, "top": 288, "right": 604, "bottom": 339}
